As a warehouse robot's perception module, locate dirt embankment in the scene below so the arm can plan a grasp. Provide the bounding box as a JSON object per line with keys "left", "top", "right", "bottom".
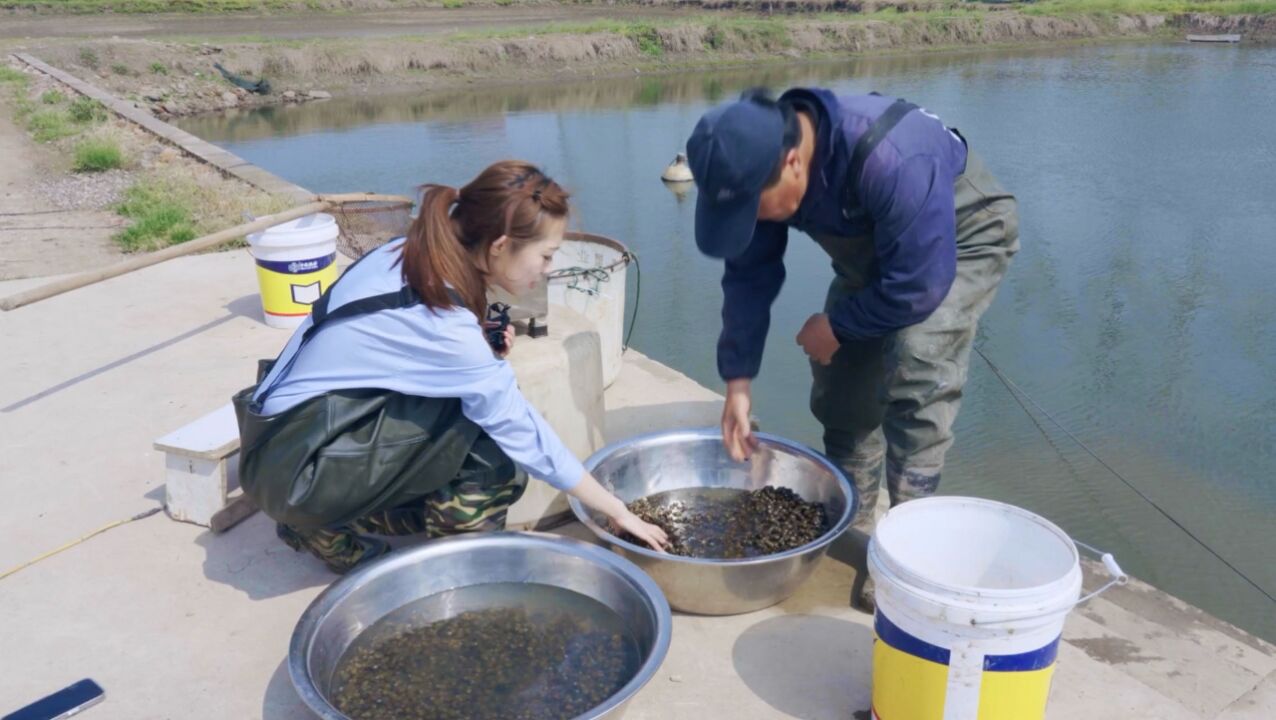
{"left": 19, "top": 11, "right": 1274, "bottom": 119}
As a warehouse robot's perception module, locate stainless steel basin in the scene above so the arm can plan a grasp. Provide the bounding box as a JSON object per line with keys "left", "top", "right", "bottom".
{"left": 289, "top": 532, "right": 672, "bottom": 719}
{"left": 569, "top": 428, "right": 857, "bottom": 615}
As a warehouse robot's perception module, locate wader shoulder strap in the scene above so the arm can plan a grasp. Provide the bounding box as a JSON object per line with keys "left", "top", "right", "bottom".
{"left": 257, "top": 242, "right": 466, "bottom": 399}
{"left": 845, "top": 98, "right": 919, "bottom": 214}
{"left": 302, "top": 284, "right": 420, "bottom": 343}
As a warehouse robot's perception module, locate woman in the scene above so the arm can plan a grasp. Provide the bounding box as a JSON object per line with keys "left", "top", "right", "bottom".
{"left": 234, "top": 161, "right": 667, "bottom": 573}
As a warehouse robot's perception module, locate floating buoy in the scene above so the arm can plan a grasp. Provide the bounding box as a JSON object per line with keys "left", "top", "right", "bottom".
{"left": 661, "top": 153, "right": 693, "bottom": 183}
{"left": 663, "top": 179, "right": 693, "bottom": 203}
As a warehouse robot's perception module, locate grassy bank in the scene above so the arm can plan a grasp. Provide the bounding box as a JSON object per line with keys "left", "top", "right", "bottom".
{"left": 2, "top": 0, "right": 376, "bottom": 12}
{"left": 16, "top": 3, "right": 1272, "bottom": 123}
{"left": 2, "top": 61, "right": 288, "bottom": 252}
{"left": 6, "top": 0, "right": 1276, "bottom": 13}
{"left": 1025, "top": 0, "right": 1276, "bottom": 14}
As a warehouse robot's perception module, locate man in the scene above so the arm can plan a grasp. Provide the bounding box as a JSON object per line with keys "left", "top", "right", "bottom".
{"left": 686, "top": 88, "right": 1019, "bottom": 609}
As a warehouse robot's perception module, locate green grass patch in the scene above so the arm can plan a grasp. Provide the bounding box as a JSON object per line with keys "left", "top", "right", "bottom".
{"left": 0, "top": 0, "right": 315, "bottom": 12}
{"left": 0, "top": 66, "right": 28, "bottom": 85}
{"left": 22, "top": 95, "right": 106, "bottom": 142}
{"left": 12, "top": 97, "right": 36, "bottom": 119}
{"left": 3, "top": 0, "right": 1272, "bottom": 15}
{"left": 28, "top": 110, "right": 76, "bottom": 141}
{"left": 1021, "top": 0, "right": 1276, "bottom": 14}
{"left": 68, "top": 97, "right": 107, "bottom": 123}
{"left": 78, "top": 47, "right": 99, "bottom": 70}
{"left": 150, "top": 62, "right": 169, "bottom": 75}
{"left": 111, "top": 63, "right": 132, "bottom": 75}
{"left": 626, "top": 23, "right": 663, "bottom": 57}
{"left": 448, "top": 15, "right": 802, "bottom": 51}
{"left": 73, "top": 138, "right": 124, "bottom": 172}
{"left": 450, "top": 16, "right": 700, "bottom": 41}
{"left": 729, "top": 18, "right": 790, "bottom": 48}
{"left": 115, "top": 182, "right": 198, "bottom": 252}
{"left": 27, "top": 109, "right": 77, "bottom": 142}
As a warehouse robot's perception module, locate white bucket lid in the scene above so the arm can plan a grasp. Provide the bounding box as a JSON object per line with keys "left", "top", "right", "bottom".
{"left": 871, "top": 496, "right": 1079, "bottom": 603}
{"left": 247, "top": 213, "right": 338, "bottom": 248}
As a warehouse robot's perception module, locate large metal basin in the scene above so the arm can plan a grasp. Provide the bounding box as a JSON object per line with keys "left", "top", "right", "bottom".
{"left": 569, "top": 429, "right": 857, "bottom": 615}
{"left": 290, "top": 532, "right": 672, "bottom": 719}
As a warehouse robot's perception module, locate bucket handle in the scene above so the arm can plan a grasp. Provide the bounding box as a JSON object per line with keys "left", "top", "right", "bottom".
{"left": 970, "top": 540, "right": 1128, "bottom": 626}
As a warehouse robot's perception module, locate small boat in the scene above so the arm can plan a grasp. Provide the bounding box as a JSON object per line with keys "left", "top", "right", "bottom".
{"left": 1187, "top": 34, "right": 1241, "bottom": 43}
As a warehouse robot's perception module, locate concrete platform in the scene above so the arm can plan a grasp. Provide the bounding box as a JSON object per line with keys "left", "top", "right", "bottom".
{"left": 1, "top": 252, "right": 1273, "bottom": 719}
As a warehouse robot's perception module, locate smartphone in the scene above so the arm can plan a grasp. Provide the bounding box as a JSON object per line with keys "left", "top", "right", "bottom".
{"left": 3, "top": 680, "right": 104, "bottom": 720}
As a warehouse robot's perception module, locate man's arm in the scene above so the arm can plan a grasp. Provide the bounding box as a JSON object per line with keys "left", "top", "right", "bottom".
{"left": 718, "top": 220, "right": 789, "bottom": 379}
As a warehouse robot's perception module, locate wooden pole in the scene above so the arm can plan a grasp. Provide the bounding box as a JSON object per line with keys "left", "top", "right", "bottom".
{"left": 0, "top": 193, "right": 413, "bottom": 312}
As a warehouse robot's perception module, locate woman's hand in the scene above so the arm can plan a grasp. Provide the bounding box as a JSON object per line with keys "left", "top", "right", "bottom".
{"left": 568, "top": 471, "right": 667, "bottom": 552}
{"left": 610, "top": 510, "right": 669, "bottom": 551}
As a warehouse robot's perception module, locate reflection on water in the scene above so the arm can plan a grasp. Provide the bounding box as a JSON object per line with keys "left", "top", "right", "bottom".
{"left": 180, "top": 43, "right": 1276, "bottom": 641}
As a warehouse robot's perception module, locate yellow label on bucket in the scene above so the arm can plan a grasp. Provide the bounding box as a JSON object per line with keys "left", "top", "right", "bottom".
{"left": 977, "top": 666, "right": 1055, "bottom": 720}
{"left": 872, "top": 611, "right": 1060, "bottom": 720}
{"left": 976, "top": 638, "right": 1058, "bottom": 720}
{"left": 254, "top": 254, "right": 337, "bottom": 318}
{"left": 872, "top": 613, "right": 949, "bottom": 720}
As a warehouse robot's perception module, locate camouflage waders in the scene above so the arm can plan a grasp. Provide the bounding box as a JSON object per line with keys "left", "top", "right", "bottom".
{"left": 277, "top": 433, "right": 528, "bottom": 574}
{"left": 810, "top": 149, "right": 1019, "bottom": 536}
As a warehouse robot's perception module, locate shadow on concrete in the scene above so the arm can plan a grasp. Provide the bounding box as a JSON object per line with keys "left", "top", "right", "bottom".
{"left": 1, "top": 293, "right": 260, "bottom": 414}
{"left": 562, "top": 326, "right": 607, "bottom": 449}
{"left": 732, "top": 614, "right": 873, "bottom": 720}
{"left": 827, "top": 528, "right": 873, "bottom": 610}
{"left": 263, "top": 655, "right": 314, "bottom": 720}
{"left": 603, "top": 400, "right": 721, "bottom": 443}
{"left": 828, "top": 526, "right": 869, "bottom": 569}
{"left": 196, "top": 512, "right": 333, "bottom": 601}
{"left": 226, "top": 293, "right": 267, "bottom": 323}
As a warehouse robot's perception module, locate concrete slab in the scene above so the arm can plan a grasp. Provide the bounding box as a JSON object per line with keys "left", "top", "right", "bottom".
{"left": 1047, "top": 631, "right": 1199, "bottom": 720}
{"left": 0, "top": 249, "right": 281, "bottom": 572}
{"left": 2, "top": 251, "right": 1273, "bottom": 720}
{"left": 1217, "top": 671, "right": 1276, "bottom": 720}
{"left": 602, "top": 350, "right": 723, "bottom": 440}
{"left": 1065, "top": 591, "right": 1273, "bottom": 717}
{"left": 505, "top": 305, "right": 606, "bottom": 527}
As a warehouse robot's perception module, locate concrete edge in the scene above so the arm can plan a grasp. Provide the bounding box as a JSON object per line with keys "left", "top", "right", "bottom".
{"left": 10, "top": 52, "right": 314, "bottom": 204}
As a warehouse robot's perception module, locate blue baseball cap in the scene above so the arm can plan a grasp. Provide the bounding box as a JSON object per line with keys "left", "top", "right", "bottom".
{"left": 686, "top": 93, "right": 789, "bottom": 259}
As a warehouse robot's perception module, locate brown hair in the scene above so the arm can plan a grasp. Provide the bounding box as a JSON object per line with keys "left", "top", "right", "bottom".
{"left": 400, "top": 160, "right": 569, "bottom": 317}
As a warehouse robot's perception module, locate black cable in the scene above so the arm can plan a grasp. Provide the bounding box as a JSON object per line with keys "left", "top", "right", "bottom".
{"left": 974, "top": 344, "right": 1276, "bottom": 605}
{"left": 623, "top": 251, "right": 640, "bottom": 351}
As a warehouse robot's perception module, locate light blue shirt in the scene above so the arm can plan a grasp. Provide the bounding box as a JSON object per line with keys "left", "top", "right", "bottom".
{"left": 255, "top": 239, "right": 585, "bottom": 491}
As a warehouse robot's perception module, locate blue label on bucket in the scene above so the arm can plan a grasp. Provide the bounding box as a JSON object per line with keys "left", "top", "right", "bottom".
{"left": 256, "top": 253, "right": 336, "bottom": 275}
{"left": 983, "top": 637, "right": 1060, "bottom": 672}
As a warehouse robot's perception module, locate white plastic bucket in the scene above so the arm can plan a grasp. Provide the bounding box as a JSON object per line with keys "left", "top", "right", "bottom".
{"left": 247, "top": 213, "right": 339, "bottom": 329}
{"left": 867, "top": 496, "right": 1124, "bottom": 720}
{"left": 547, "top": 233, "right": 630, "bottom": 388}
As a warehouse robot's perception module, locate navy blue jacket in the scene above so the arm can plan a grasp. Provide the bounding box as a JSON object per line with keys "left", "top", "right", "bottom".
{"left": 717, "top": 88, "right": 968, "bottom": 380}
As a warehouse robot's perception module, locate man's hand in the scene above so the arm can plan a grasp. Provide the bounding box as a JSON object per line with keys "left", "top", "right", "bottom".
{"left": 797, "top": 313, "right": 840, "bottom": 366}
{"left": 722, "top": 378, "right": 759, "bottom": 462}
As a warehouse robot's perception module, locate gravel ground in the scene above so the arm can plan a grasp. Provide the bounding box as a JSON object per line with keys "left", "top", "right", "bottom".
{"left": 34, "top": 169, "right": 135, "bottom": 211}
